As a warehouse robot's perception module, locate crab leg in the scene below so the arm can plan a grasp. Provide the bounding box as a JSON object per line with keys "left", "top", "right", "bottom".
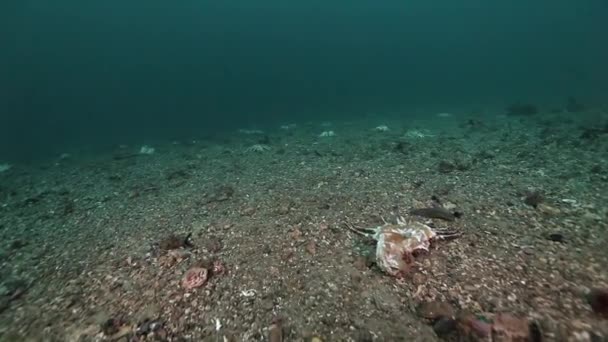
{"left": 435, "top": 229, "right": 461, "bottom": 240}
{"left": 343, "top": 222, "right": 377, "bottom": 239}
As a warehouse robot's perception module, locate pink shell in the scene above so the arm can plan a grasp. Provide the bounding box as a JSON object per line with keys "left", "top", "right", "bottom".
{"left": 182, "top": 267, "right": 208, "bottom": 290}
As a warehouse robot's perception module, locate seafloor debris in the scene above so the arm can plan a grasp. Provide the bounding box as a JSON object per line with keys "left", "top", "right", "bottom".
{"left": 345, "top": 216, "right": 460, "bottom": 277}
{"left": 523, "top": 190, "right": 544, "bottom": 208}
{"left": 159, "top": 233, "right": 193, "bottom": 250}
{"left": 100, "top": 317, "right": 130, "bottom": 337}
{"left": 182, "top": 266, "right": 209, "bottom": 290}
{"left": 546, "top": 232, "right": 566, "bottom": 243}
{"left": 409, "top": 207, "right": 458, "bottom": 221}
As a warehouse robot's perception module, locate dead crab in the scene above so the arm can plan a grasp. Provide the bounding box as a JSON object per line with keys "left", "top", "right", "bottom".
{"left": 345, "top": 216, "right": 460, "bottom": 277}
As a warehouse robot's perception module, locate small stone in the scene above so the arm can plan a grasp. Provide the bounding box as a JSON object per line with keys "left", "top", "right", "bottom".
{"left": 587, "top": 288, "right": 608, "bottom": 317}
{"left": 547, "top": 233, "right": 566, "bottom": 243}
{"left": 524, "top": 190, "right": 544, "bottom": 208}
{"left": 305, "top": 241, "right": 317, "bottom": 255}
{"left": 289, "top": 227, "right": 303, "bottom": 240}
{"left": 433, "top": 317, "right": 457, "bottom": 337}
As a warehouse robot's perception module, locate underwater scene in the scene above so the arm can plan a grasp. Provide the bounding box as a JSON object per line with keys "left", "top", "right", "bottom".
{"left": 1, "top": 1, "right": 608, "bottom": 341}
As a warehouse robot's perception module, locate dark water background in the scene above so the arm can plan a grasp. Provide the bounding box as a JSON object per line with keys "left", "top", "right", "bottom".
{"left": 1, "top": 0, "right": 607, "bottom": 161}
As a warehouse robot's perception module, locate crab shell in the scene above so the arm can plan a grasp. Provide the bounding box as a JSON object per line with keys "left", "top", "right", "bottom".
{"left": 374, "top": 221, "right": 438, "bottom": 276}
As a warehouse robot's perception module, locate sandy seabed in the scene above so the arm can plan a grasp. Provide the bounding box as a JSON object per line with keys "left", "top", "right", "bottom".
{"left": 0, "top": 111, "right": 607, "bottom": 341}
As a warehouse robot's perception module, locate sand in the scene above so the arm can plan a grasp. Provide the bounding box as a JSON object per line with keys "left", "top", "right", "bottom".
{"left": 0, "top": 111, "right": 607, "bottom": 341}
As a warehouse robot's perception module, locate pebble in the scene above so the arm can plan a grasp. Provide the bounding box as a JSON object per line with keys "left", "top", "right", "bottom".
{"left": 547, "top": 233, "right": 566, "bottom": 243}
{"left": 277, "top": 205, "right": 290, "bottom": 215}
{"left": 433, "top": 317, "right": 457, "bottom": 336}
{"left": 305, "top": 241, "right": 317, "bottom": 255}
{"left": 587, "top": 288, "right": 608, "bottom": 317}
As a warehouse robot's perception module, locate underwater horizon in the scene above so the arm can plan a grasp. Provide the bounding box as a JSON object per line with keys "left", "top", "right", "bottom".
{"left": 1, "top": 0, "right": 607, "bottom": 161}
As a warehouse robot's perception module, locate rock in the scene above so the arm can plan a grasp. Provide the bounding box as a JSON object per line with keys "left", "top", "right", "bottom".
{"left": 100, "top": 318, "right": 122, "bottom": 336}
{"left": 587, "top": 288, "right": 608, "bottom": 317}
{"left": 433, "top": 317, "right": 458, "bottom": 337}
{"left": 418, "top": 301, "right": 455, "bottom": 321}
{"left": 546, "top": 233, "right": 566, "bottom": 243}
{"left": 523, "top": 191, "right": 544, "bottom": 208}
{"left": 409, "top": 207, "right": 456, "bottom": 221}
{"left": 159, "top": 233, "right": 193, "bottom": 250}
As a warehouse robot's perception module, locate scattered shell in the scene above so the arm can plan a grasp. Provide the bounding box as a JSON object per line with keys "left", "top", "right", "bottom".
{"left": 182, "top": 267, "right": 209, "bottom": 290}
